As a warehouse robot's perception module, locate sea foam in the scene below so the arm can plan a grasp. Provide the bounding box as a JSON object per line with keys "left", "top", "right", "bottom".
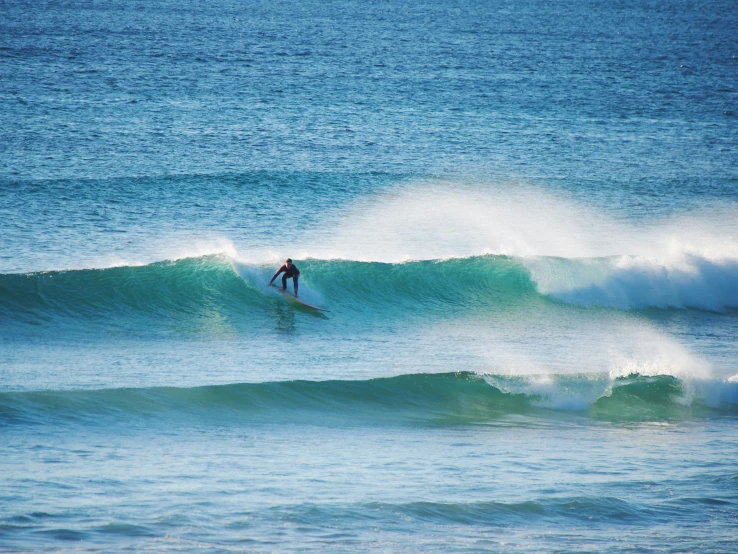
{"left": 526, "top": 254, "right": 738, "bottom": 311}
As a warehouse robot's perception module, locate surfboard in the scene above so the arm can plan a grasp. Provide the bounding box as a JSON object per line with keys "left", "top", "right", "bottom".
{"left": 269, "top": 285, "right": 330, "bottom": 312}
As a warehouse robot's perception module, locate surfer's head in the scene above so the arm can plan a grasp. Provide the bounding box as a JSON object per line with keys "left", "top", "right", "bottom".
{"left": 285, "top": 258, "right": 292, "bottom": 267}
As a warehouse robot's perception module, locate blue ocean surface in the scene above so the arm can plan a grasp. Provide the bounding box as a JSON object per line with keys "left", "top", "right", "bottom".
{"left": 1, "top": 0, "right": 737, "bottom": 551}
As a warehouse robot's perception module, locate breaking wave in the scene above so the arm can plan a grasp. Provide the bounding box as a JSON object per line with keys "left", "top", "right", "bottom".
{"left": 1, "top": 252, "right": 737, "bottom": 331}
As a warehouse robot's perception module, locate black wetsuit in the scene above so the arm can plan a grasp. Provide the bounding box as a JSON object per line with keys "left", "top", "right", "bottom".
{"left": 273, "top": 263, "right": 300, "bottom": 290}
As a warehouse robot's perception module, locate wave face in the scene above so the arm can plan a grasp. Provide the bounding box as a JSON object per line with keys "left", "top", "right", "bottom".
{"left": 2, "top": 372, "right": 736, "bottom": 427}
{"left": 3, "top": 252, "right": 737, "bottom": 332}
{"left": 0, "top": 256, "right": 251, "bottom": 328}
{"left": 0, "top": 254, "right": 541, "bottom": 332}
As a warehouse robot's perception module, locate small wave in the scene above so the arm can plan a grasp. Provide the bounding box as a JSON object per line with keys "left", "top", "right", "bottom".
{"left": 262, "top": 496, "right": 655, "bottom": 527}
{"left": 1, "top": 372, "right": 735, "bottom": 428}
{"left": 360, "top": 496, "right": 655, "bottom": 525}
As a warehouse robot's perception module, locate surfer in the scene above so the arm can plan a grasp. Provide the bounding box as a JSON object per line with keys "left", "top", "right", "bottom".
{"left": 268, "top": 258, "right": 300, "bottom": 296}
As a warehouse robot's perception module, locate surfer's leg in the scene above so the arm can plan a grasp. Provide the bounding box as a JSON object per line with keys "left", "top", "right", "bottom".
{"left": 281, "top": 274, "right": 288, "bottom": 289}
{"left": 293, "top": 275, "right": 299, "bottom": 296}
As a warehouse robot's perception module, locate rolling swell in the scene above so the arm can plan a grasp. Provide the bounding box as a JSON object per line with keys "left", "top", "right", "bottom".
{"left": 2, "top": 372, "right": 736, "bottom": 427}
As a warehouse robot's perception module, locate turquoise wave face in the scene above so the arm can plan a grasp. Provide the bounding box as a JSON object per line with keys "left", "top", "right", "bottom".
{"left": 0, "top": 254, "right": 541, "bottom": 328}
{"left": 2, "top": 372, "right": 736, "bottom": 427}
{"left": 5, "top": 253, "right": 736, "bottom": 331}
{"left": 0, "top": 256, "right": 249, "bottom": 327}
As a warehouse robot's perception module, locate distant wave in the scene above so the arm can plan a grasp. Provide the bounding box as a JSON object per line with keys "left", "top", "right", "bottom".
{"left": 259, "top": 496, "right": 674, "bottom": 527}
{"left": 2, "top": 253, "right": 736, "bottom": 330}
{"left": 2, "top": 372, "right": 736, "bottom": 427}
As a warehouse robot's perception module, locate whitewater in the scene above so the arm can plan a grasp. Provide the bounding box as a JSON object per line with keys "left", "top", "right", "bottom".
{"left": 2, "top": 0, "right": 738, "bottom": 551}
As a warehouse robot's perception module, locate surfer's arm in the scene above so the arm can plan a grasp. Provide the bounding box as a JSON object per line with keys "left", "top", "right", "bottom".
{"left": 268, "top": 265, "right": 286, "bottom": 285}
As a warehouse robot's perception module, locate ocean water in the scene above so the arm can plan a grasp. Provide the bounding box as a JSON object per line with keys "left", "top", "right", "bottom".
{"left": 2, "top": 0, "right": 738, "bottom": 551}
